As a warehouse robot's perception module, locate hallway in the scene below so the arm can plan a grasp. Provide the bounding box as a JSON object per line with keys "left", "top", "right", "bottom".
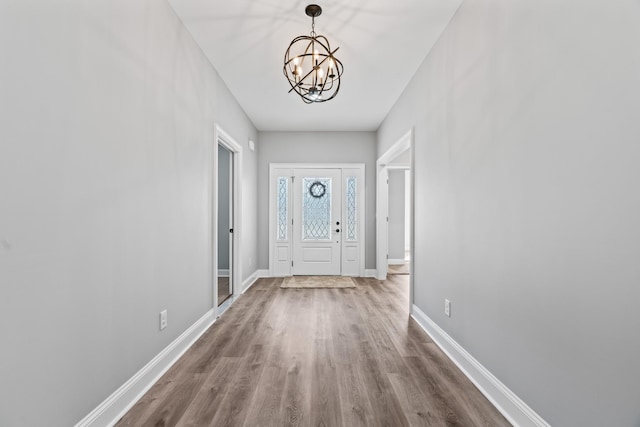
{"left": 5, "top": 2, "right": 640, "bottom": 425}
{"left": 116, "top": 276, "right": 509, "bottom": 426}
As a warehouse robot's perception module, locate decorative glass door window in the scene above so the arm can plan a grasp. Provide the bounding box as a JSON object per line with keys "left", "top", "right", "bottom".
{"left": 346, "top": 176, "right": 357, "bottom": 241}
{"left": 277, "top": 177, "right": 288, "bottom": 240}
{"left": 303, "top": 177, "right": 331, "bottom": 240}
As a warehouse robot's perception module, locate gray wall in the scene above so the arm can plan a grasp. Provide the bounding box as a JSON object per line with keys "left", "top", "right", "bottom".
{"left": 0, "top": 1, "right": 258, "bottom": 426}
{"left": 257, "top": 132, "right": 377, "bottom": 270}
{"left": 388, "top": 170, "right": 406, "bottom": 260}
{"left": 377, "top": 1, "right": 640, "bottom": 426}
{"left": 217, "top": 146, "right": 231, "bottom": 270}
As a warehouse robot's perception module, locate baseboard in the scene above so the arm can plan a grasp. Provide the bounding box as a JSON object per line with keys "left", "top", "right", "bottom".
{"left": 75, "top": 309, "right": 217, "bottom": 427}
{"left": 241, "top": 269, "right": 269, "bottom": 293}
{"left": 218, "top": 269, "right": 229, "bottom": 277}
{"left": 241, "top": 270, "right": 259, "bottom": 293}
{"left": 410, "top": 305, "right": 550, "bottom": 427}
{"left": 387, "top": 259, "right": 406, "bottom": 265}
{"left": 253, "top": 269, "right": 375, "bottom": 280}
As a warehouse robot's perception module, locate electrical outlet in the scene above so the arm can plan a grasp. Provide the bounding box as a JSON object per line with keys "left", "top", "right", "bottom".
{"left": 160, "top": 309, "right": 168, "bottom": 330}
{"left": 444, "top": 299, "right": 451, "bottom": 317}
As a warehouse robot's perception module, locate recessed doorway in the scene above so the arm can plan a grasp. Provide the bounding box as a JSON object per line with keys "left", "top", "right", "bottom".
{"left": 386, "top": 168, "right": 411, "bottom": 276}
{"left": 213, "top": 124, "right": 243, "bottom": 314}
{"left": 377, "top": 129, "right": 414, "bottom": 309}
{"left": 269, "top": 164, "right": 365, "bottom": 277}
{"left": 217, "top": 144, "right": 233, "bottom": 306}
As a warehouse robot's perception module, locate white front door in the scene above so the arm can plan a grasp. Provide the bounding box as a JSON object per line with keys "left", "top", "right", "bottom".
{"left": 292, "top": 168, "right": 342, "bottom": 275}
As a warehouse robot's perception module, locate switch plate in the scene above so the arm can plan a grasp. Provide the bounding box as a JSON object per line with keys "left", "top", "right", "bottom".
{"left": 444, "top": 299, "right": 451, "bottom": 317}
{"left": 160, "top": 309, "right": 168, "bottom": 330}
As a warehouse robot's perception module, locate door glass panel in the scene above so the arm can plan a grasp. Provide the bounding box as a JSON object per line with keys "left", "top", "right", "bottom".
{"left": 303, "top": 177, "right": 331, "bottom": 240}
{"left": 346, "top": 176, "right": 357, "bottom": 241}
{"left": 277, "top": 176, "right": 288, "bottom": 240}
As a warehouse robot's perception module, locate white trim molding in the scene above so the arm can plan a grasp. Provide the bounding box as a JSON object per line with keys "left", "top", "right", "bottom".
{"left": 241, "top": 269, "right": 269, "bottom": 293}
{"left": 410, "top": 305, "right": 551, "bottom": 427}
{"left": 387, "top": 259, "right": 406, "bottom": 265}
{"left": 75, "top": 309, "right": 218, "bottom": 427}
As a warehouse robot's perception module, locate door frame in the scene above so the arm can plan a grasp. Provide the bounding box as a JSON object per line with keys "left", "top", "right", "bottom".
{"left": 212, "top": 124, "right": 243, "bottom": 313}
{"left": 376, "top": 129, "right": 414, "bottom": 307}
{"left": 269, "top": 163, "right": 365, "bottom": 277}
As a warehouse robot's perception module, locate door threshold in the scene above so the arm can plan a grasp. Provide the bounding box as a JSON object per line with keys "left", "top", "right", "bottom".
{"left": 217, "top": 295, "right": 236, "bottom": 317}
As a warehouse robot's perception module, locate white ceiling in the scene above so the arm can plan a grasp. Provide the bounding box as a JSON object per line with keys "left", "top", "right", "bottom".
{"left": 168, "top": 0, "right": 462, "bottom": 132}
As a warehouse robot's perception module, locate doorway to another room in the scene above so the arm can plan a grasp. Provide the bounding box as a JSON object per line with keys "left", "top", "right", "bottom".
{"left": 386, "top": 169, "right": 411, "bottom": 276}
{"left": 217, "top": 144, "right": 233, "bottom": 306}
{"left": 377, "top": 129, "right": 413, "bottom": 309}
{"left": 213, "top": 124, "right": 243, "bottom": 314}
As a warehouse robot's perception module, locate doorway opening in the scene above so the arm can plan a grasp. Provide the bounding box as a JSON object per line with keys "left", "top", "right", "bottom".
{"left": 386, "top": 168, "right": 411, "bottom": 276}
{"left": 213, "top": 125, "right": 243, "bottom": 314}
{"left": 217, "top": 144, "right": 233, "bottom": 306}
{"left": 377, "top": 129, "right": 414, "bottom": 308}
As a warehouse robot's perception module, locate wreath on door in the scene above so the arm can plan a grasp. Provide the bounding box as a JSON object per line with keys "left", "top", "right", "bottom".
{"left": 308, "top": 181, "right": 327, "bottom": 198}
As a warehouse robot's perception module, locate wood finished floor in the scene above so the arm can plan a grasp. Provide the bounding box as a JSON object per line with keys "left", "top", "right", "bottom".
{"left": 116, "top": 276, "right": 510, "bottom": 427}
{"left": 388, "top": 263, "right": 410, "bottom": 275}
{"left": 218, "top": 277, "right": 231, "bottom": 306}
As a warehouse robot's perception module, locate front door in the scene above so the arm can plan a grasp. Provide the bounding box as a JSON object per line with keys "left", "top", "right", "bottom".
{"left": 292, "top": 168, "right": 342, "bottom": 275}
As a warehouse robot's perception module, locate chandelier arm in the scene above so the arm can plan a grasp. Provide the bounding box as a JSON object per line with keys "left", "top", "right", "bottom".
{"left": 287, "top": 84, "right": 301, "bottom": 94}
{"left": 289, "top": 46, "right": 341, "bottom": 86}
{"left": 283, "top": 37, "right": 316, "bottom": 81}
{"left": 320, "top": 77, "right": 335, "bottom": 91}
{"left": 312, "top": 35, "right": 332, "bottom": 51}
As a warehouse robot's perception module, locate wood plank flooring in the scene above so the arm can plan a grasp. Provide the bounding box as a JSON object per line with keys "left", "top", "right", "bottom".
{"left": 116, "top": 276, "right": 511, "bottom": 427}
{"left": 218, "top": 277, "right": 231, "bottom": 306}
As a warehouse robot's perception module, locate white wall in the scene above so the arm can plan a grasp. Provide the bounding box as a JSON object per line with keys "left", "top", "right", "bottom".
{"left": 0, "top": 1, "right": 257, "bottom": 426}
{"left": 257, "top": 132, "right": 377, "bottom": 270}
{"left": 377, "top": 1, "right": 640, "bottom": 425}
{"left": 387, "top": 170, "right": 406, "bottom": 261}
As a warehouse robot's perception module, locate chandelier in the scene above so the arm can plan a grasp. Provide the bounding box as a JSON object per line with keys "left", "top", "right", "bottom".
{"left": 283, "top": 4, "right": 344, "bottom": 104}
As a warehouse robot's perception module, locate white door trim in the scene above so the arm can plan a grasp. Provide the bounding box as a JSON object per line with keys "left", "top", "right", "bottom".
{"left": 213, "top": 124, "right": 242, "bottom": 315}
{"left": 376, "top": 129, "right": 414, "bottom": 310}
{"left": 269, "top": 163, "right": 365, "bottom": 277}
